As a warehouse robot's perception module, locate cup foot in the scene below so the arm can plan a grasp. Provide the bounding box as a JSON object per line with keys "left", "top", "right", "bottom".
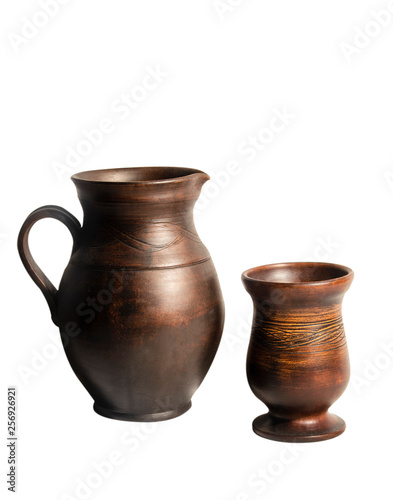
{"left": 93, "top": 401, "right": 192, "bottom": 422}
{"left": 252, "top": 411, "right": 346, "bottom": 443}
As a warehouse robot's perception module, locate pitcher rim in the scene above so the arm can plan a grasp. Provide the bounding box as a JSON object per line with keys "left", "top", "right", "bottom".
{"left": 71, "top": 166, "right": 210, "bottom": 185}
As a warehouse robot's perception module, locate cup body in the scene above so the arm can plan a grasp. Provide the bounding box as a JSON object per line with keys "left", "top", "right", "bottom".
{"left": 242, "top": 262, "right": 354, "bottom": 442}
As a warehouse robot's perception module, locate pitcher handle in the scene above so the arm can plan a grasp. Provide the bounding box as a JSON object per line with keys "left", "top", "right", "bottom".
{"left": 17, "top": 205, "right": 81, "bottom": 326}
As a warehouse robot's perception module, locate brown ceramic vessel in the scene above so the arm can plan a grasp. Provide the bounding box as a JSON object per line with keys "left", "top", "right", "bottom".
{"left": 18, "top": 167, "right": 225, "bottom": 422}
{"left": 242, "top": 262, "right": 354, "bottom": 442}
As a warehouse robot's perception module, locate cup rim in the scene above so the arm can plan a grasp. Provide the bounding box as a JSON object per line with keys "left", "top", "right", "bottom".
{"left": 71, "top": 166, "right": 209, "bottom": 185}
{"left": 241, "top": 262, "right": 354, "bottom": 287}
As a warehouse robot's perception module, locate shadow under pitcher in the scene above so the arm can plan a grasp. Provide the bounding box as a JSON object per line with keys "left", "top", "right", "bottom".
{"left": 18, "top": 167, "right": 225, "bottom": 422}
{"left": 242, "top": 262, "right": 354, "bottom": 443}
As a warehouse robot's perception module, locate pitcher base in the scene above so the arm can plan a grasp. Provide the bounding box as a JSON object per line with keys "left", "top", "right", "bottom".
{"left": 93, "top": 401, "right": 192, "bottom": 422}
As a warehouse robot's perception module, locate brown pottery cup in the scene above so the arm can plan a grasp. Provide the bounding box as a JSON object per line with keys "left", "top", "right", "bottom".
{"left": 242, "top": 262, "right": 354, "bottom": 442}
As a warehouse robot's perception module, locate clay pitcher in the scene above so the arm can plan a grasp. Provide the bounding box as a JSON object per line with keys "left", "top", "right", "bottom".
{"left": 242, "top": 262, "right": 354, "bottom": 442}
{"left": 18, "top": 167, "right": 225, "bottom": 421}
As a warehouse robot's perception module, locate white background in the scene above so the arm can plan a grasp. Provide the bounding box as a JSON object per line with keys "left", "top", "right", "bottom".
{"left": 1, "top": 1, "right": 393, "bottom": 499}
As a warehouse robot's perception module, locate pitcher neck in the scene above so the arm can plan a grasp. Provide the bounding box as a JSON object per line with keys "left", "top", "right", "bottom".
{"left": 71, "top": 168, "right": 209, "bottom": 226}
